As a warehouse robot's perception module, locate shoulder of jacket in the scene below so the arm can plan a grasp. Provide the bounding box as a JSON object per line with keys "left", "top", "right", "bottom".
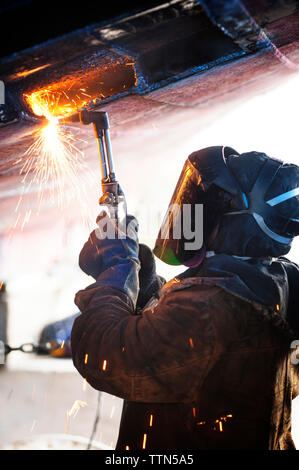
{"left": 159, "top": 276, "right": 224, "bottom": 299}
{"left": 140, "top": 276, "right": 225, "bottom": 313}
{"left": 278, "top": 256, "right": 299, "bottom": 271}
{"left": 158, "top": 276, "right": 270, "bottom": 315}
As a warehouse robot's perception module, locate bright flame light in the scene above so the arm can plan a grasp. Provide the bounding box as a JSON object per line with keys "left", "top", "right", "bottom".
{"left": 20, "top": 116, "right": 88, "bottom": 209}
{"left": 22, "top": 118, "right": 84, "bottom": 207}
{"left": 25, "top": 88, "right": 77, "bottom": 120}
{"left": 12, "top": 90, "right": 97, "bottom": 231}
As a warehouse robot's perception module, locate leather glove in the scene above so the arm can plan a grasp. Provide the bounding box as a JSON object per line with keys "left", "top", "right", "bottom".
{"left": 137, "top": 243, "right": 165, "bottom": 309}
{"left": 79, "top": 211, "right": 139, "bottom": 279}
{"left": 78, "top": 210, "right": 140, "bottom": 305}
{"left": 38, "top": 312, "right": 80, "bottom": 357}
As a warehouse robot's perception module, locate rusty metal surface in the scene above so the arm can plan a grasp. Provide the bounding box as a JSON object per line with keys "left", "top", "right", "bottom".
{"left": 1, "top": 0, "right": 243, "bottom": 124}
{"left": 0, "top": 41, "right": 298, "bottom": 236}
{"left": 200, "top": 0, "right": 299, "bottom": 52}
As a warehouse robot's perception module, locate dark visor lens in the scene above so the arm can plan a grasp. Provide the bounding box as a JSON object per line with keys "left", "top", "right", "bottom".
{"left": 154, "top": 159, "right": 203, "bottom": 265}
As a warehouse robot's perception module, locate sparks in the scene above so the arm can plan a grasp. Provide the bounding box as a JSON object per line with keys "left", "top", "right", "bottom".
{"left": 24, "top": 58, "right": 137, "bottom": 120}
{"left": 25, "top": 88, "right": 78, "bottom": 120}
{"left": 11, "top": 89, "right": 97, "bottom": 235}
{"left": 11, "top": 59, "right": 137, "bottom": 234}
{"left": 189, "top": 338, "right": 194, "bottom": 348}
{"left": 31, "top": 384, "right": 36, "bottom": 401}
{"left": 21, "top": 209, "right": 32, "bottom": 231}
{"left": 30, "top": 419, "right": 37, "bottom": 433}
{"left": 149, "top": 414, "right": 153, "bottom": 427}
{"left": 110, "top": 406, "right": 116, "bottom": 419}
{"left": 102, "top": 360, "right": 107, "bottom": 371}
{"left": 84, "top": 354, "right": 88, "bottom": 364}
{"left": 20, "top": 113, "right": 88, "bottom": 210}
{"left": 68, "top": 400, "right": 88, "bottom": 418}
{"left": 65, "top": 409, "right": 70, "bottom": 433}
{"left": 142, "top": 433, "right": 147, "bottom": 449}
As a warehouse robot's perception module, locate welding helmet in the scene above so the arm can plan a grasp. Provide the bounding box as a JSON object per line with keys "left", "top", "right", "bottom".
{"left": 153, "top": 146, "right": 299, "bottom": 265}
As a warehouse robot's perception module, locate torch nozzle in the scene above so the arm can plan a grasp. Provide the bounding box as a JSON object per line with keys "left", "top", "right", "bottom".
{"left": 60, "top": 110, "right": 109, "bottom": 131}
{"left": 61, "top": 109, "right": 116, "bottom": 205}
{"left": 59, "top": 113, "right": 80, "bottom": 124}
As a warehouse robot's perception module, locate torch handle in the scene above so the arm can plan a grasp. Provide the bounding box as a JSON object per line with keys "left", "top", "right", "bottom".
{"left": 93, "top": 125, "right": 119, "bottom": 206}
{"left": 66, "top": 110, "right": 120, "bottom": 206}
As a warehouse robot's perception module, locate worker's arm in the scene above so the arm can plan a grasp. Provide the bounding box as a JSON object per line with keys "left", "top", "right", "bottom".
{"left": 279, "top": 257, "right": 299, "bottom": 398}
{"left": 71, "top": 282, "right": 221, "bottom": 403}
{"left": 71, "top": 213, "right": 221, "bottom": 402}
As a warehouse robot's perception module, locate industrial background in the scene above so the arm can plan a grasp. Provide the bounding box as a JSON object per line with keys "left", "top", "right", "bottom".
{"left": 0, "top": 0, "right": 299, "bottom": 449}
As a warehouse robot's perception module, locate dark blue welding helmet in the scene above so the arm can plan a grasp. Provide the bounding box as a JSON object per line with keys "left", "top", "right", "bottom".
{"left": 154, "top": 146, "right": 299, "bottom": 265}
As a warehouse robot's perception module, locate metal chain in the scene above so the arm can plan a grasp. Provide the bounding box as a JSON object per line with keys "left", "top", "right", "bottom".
{"left": 86, "top": 392, "right": 102, "bottom": 450}
{"left": 4, "top": 340, "right": 63, "bottom": 355}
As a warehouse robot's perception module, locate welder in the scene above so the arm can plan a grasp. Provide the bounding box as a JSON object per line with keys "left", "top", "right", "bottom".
{"left": 71, "top": 146, "right": 299, "bottom": 450}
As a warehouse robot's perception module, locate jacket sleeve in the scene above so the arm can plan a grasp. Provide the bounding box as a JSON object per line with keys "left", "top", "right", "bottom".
{"left": 279, "top": 257, "right": 299, "bottom": 336}
{"left": 71, "top": 282, "right": 222, "bottom": 403}
{"left": 278, "top": 257, "right": 299, "bottom": 398}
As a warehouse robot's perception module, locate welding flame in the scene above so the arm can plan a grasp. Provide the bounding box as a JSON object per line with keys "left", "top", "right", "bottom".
{"left": 23, "top": 90, "right": 86, "bottom": 209}
{"left": 13, "top": 90, "right": 96, "bottom": 231}
{"left": 21, "top": 115, "right": 87, "bottom": 209}
{"left": 6, "top": 58, "right": 137, "bottom": 234}
{"left": 25, "top": 89, "right": 76, "bottom": 120}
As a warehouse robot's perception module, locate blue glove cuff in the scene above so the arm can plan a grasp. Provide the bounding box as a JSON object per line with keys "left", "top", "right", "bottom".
{"left": 79, "top": 213, "right": 140, "bottom": 306}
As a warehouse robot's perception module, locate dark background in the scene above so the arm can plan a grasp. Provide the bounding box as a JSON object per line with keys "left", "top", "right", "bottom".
{"left": 0, "top": 0, "right": 162, "bottom": 58}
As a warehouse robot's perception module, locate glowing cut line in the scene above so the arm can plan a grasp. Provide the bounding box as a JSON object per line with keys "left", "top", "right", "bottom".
{"left": 9, "top": 64, "right": 51, "bottom": 80}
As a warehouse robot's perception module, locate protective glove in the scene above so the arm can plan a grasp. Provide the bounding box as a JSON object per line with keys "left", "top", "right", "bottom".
{"left": 78, "top": 210, "right": 140, "bottom": 305}
{"left": 137, "top": 243, "right": 165, "bottom": 309}
{"left": 38, "top": 312, "right": 80, "bottom": 357}
{"left": 79, "top": 211, "right": 138, "bottom": 276}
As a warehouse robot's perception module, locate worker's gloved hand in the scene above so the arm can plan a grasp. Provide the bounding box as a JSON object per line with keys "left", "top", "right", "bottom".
{"left": 38, "top": 312, "right": 80, "bottom": 357}
{"left": 79, "top": 209, "right": 140, "bottom": 305}
{"left": 137, "top": 244, "right": 165, "bottom": 309}
{"left": 79, "top": 210, "right": 139, "bottom": 278}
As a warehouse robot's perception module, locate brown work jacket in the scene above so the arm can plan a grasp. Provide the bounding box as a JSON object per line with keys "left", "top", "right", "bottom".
{"left": 71, "top": 275, "right": 299, "bottom": 450}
